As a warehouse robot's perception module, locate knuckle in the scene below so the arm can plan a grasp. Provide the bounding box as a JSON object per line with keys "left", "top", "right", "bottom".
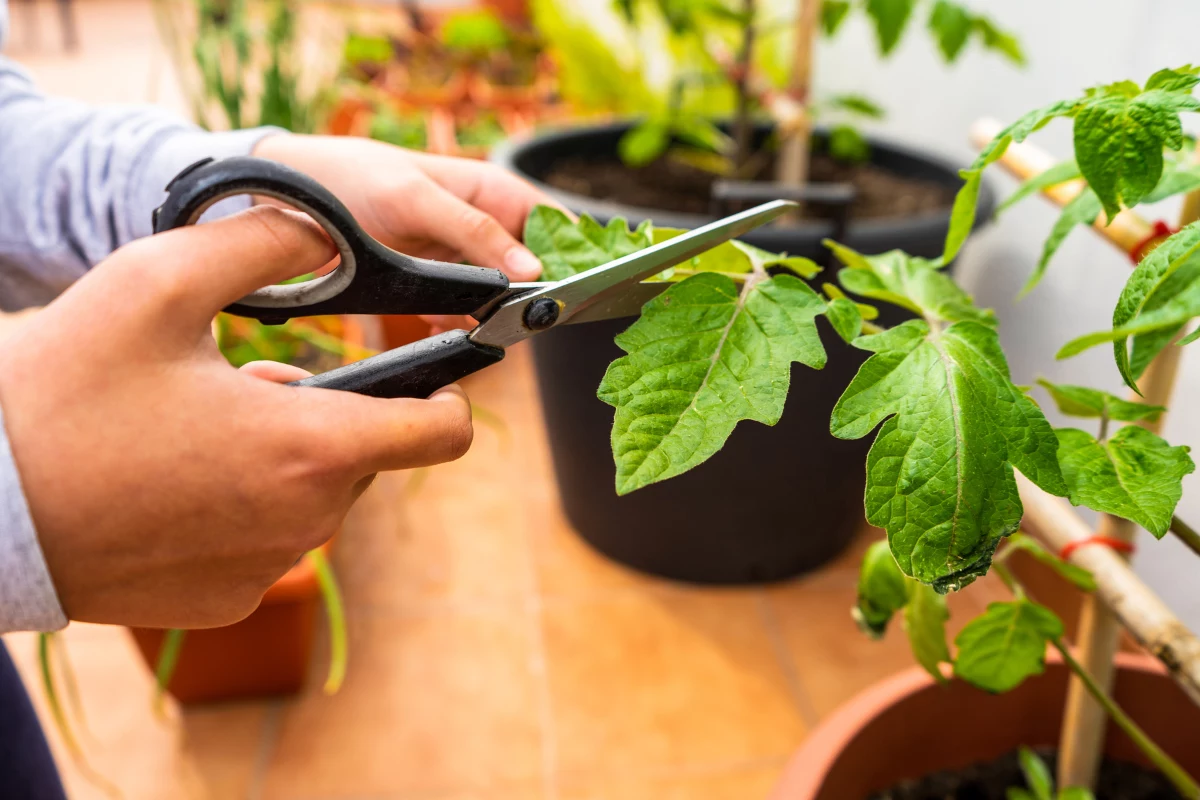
{"left": 457, "top": 205, "right": 505, "bottom": 243}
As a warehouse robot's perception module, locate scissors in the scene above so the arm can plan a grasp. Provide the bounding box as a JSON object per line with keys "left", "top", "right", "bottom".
{"left": 153, "top": 156, "right": 795, "bottom": 400}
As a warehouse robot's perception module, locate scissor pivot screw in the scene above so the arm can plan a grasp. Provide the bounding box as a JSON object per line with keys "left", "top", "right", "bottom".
{"left": 523, "top": 298, "right": 560, "bottom": 331}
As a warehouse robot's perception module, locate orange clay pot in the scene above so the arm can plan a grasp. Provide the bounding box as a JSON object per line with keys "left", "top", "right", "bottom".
{"left": 129, "top": 543, "right": 329, "bottom": 704}
{"left": 768, "top": 652, "right": 1200, "bottom": 799}
{"left": 128, "top": 318, "right": 365, "bottom": 705}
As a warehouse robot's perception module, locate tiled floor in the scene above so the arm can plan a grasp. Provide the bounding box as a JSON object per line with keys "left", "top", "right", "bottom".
{"left": 1, "top": 4, "right": 1009, "bottom": 798}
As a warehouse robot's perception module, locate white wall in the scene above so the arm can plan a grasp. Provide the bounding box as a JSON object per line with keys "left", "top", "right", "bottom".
{"left": 813, "top": 0, "right": 1200, "bottom": 626}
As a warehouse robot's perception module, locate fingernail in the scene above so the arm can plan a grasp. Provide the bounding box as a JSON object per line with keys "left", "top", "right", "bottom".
{"left": 505, "top": 246, "right": 543, "bottom": 281}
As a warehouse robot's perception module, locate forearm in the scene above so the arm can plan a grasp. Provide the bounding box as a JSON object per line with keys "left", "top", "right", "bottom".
{"left": 0, "top": 407, "right": 64, "bottom": 633}
{"left": 0, "top": 54, "right": 282, "bottom": 310}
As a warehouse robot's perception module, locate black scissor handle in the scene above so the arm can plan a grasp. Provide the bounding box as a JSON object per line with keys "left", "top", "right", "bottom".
{"left": 153, "top": 156, "right": 510, "bottom": 324}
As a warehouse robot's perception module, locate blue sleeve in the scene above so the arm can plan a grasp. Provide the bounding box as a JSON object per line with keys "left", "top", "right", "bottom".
{"left": 0, "top": 52, "right": 283, "bottom": 310}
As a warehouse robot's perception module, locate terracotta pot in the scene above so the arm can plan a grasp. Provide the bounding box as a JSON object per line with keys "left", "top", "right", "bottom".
{"left": 769, "top": 653, "right": 1200, "bottom": 799}
{"left": 467, "top": 70, "right": 552, "bottom": 113}
{"left": 129, "top": 544, "right": 329, "bottom": 705}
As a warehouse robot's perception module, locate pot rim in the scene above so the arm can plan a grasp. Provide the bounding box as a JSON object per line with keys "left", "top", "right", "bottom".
{"left": 491, "top": 120, "right": 996, "bottom": 242}
{"left": 768, "top": 651, "right": 1167, "bottom": 800}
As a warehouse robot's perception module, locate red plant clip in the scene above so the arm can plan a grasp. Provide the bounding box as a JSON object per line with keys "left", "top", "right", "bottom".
{"left": 1059, "top": 535, "right": 1137, "bottom": 561}
{"left": 1129, "top": 220, "right": 1176, "bottom": 264}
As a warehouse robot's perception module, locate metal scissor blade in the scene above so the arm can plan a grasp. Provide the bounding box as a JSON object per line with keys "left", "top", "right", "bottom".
{"left": 471, "top": 199, "right": 796, "bottom": 348}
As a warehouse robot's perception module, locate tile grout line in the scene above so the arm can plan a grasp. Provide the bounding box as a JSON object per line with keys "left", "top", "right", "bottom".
{"left": 246, "top": 699, "right": 284, "bottom": 800}
{"left": 755, "top": 589, "right": 822, "bottom": 730}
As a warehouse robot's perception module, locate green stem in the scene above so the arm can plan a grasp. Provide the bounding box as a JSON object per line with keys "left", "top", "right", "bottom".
{"left": 998, "top": 560, "right": 1199, "bottom": 797}
{"left": 1051, "top": 638, "right": 1200, "bottom": 799}
{"left": 1170, "top": 516, "right": 1200, "bottom": 558}
{"left": 153, "top": 628, "right": 187, "bottom": 718}
{"left": 308, "top": 549, "right": 347, "bottom": 694}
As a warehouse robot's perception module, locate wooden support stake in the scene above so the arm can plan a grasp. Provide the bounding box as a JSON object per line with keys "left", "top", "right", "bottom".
{"left": 1017, "top": 475, "right": 1200, "bottom": 708}
{"left": 775, "top": 0, "right": 819, "bottom": 189}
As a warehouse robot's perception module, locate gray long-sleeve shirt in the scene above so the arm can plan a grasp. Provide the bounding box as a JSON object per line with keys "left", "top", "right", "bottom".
{"left": 0, "top": 10, "right": 280, "bottom": 632}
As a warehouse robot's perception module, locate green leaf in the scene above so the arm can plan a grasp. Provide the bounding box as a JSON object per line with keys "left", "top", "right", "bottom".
{"left": 1143, "top": 163, "right": 1200, "bottom": 204}
{"left": 905, "top": 582, "right": 951, "bottom": 682}
{"left": 1056, "top": 425, "right": 1194, "bottom": 537}
{"left": 619, "top": 119, "right": 671, "bottom": 167}
{"left": 1017, "top": 746, "right": 1055, "bottom": 800}
{"left": 826, "top": 94, "right": 885, "bottom": 119}
{"left": 1073, "top": 75, "right": 1200, "bottom": 219}
{"left": 1056, "top": 222, "right": 1200, "bottom": 388}
{"left": 599, "top": 272, "right": 828, "bottom": 494}
{"left": 826, "top": 297, "right": 863, "bottom": 342}
{"left": 524, "top": 205, "right": 652, "bottom": 281}
{"left": 1144, "top": 64, "right": 1200, "bottom": 93}
{"left": 944, "top": 99, "right": 1082, "bottom": 262}
{"left": 1002, "top": 531, "right": 1096, "bottom": 592}
{"left": 998, "top": 160, "right": 1082, "bottom": 214}
{"left": 732, "top": 240, "right": 822, "bottom": 278}
{"left": 971, "top": 15, "right": 1025, "bottom": 66}
{"left": 1021, "top": 188, "right": 1102, "bottom": 295}
{"left": 1036, "top": 378, "right": 1165, "bottom": 423}
{"left": 853, "top": 540, "right": 910, "bottom": 637}
{"left": 1008, "top": 791, "right": 1037, "bottom": 800}
{"left": 953, "top": 600, "right": 1063, "bottom": 692}
{"left": 865, "top": 0, "right": 916, "bottom": 55}
{"left": 828, "top": 243, "right": 995, "bottom": 325}
{"left": 821, "top": 0, "right": 852, "bottom": 35}
{"left": 671, "top": 116, "right": 732, "bottom": 155}
{"left": 928, "top": 1, "right": 971, "bottom": 62}
{"left": 830, "top": 314, "right": 1067, "bottom": 591}
{"left": 1059, "top": 788, "right": 1098, "bottom": 800}
{"left": 829, "top": 124, "right": 870, "bottom": 163}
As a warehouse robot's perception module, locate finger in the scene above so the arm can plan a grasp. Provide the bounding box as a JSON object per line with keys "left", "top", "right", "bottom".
{"left": 400, "top": 178, "right": 543, "bottom": 282}
{"left": 240, "top": 361, "right": 313, "bottom": 384}
{"left": 410, "top": 153, "right": 563, "bottom": 236}
{"left": 302, "top": 383, "right": 474, "bottom": 475}
{"left": 123, "top": 206, "right": 338, "bottom": 325}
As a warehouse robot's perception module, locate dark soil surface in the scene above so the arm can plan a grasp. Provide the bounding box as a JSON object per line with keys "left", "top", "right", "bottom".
{"left": 543, "top": 152, "right": 955, "bottom": 222}
{"left": 869, "top": 748, "right": 1183, "bottom": 800}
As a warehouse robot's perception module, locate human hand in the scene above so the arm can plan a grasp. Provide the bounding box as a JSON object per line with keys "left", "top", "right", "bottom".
{"left": 0, "top": 207, "right": 474, "bottom": 628}
{"left": 252, "top": 134, "right": 554, "bottom": 331}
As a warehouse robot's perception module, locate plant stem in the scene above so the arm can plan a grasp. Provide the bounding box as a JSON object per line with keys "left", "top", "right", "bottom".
{"left": 1171, "top": 516, "right": 1200, "bottom": 558}
{"left": 308, "top": 549, "right": 347, "bottom": 695}
{"left": 731, "top": 0, "right": 756, "bottom": 173}
{"left": 997, "top": 549, "right": 1200, "bottom": 797}
{"left": 153, "top": 628, "right": 186, "bottom": 718}
{"left": 1097, "top": 409, "right": 1110, "bottom": 442}
{"left": 1051, "top": 638, "right": 1200, "bottom": 799}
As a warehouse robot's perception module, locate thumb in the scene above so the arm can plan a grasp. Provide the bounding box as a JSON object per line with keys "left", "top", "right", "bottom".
{"left": 406, "top": 183, "right": 543, "bottom": 281}
{"left": 128, "top": 206, "right": 338, "bottom": 328}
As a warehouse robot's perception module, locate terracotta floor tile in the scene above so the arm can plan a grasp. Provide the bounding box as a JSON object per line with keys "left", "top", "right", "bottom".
{"left": 6, "top": 624, "right": 269, "bottom": 800}
{"left": 335, "top": 349, "right": 545, "bottom": 614}
{"left": 557, "top": 760, "right": 784, "bottom": 800}
{"left": 541, "top": 588, "right": 807, "bottom": 778}
{"left": 766, "top": 570, "right": 1007, "bottom": 719}
{"left": 261, "top": 607, "right": 543, "bottom": 798}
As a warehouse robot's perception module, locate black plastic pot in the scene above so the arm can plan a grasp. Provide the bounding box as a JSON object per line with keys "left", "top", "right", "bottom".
{"left": 494, "top": 123, "right": 996, "bottom": 584}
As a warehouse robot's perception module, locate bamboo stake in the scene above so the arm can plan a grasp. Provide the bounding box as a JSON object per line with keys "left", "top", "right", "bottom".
{"left": 968, "top": 120, "right": 1196, "bottom": 786}
{"left": 1017, "top": 475, "right": 1200, "bottom": 707}
{"left": 775, "top": 0, "right": 819, "bottom": 189}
